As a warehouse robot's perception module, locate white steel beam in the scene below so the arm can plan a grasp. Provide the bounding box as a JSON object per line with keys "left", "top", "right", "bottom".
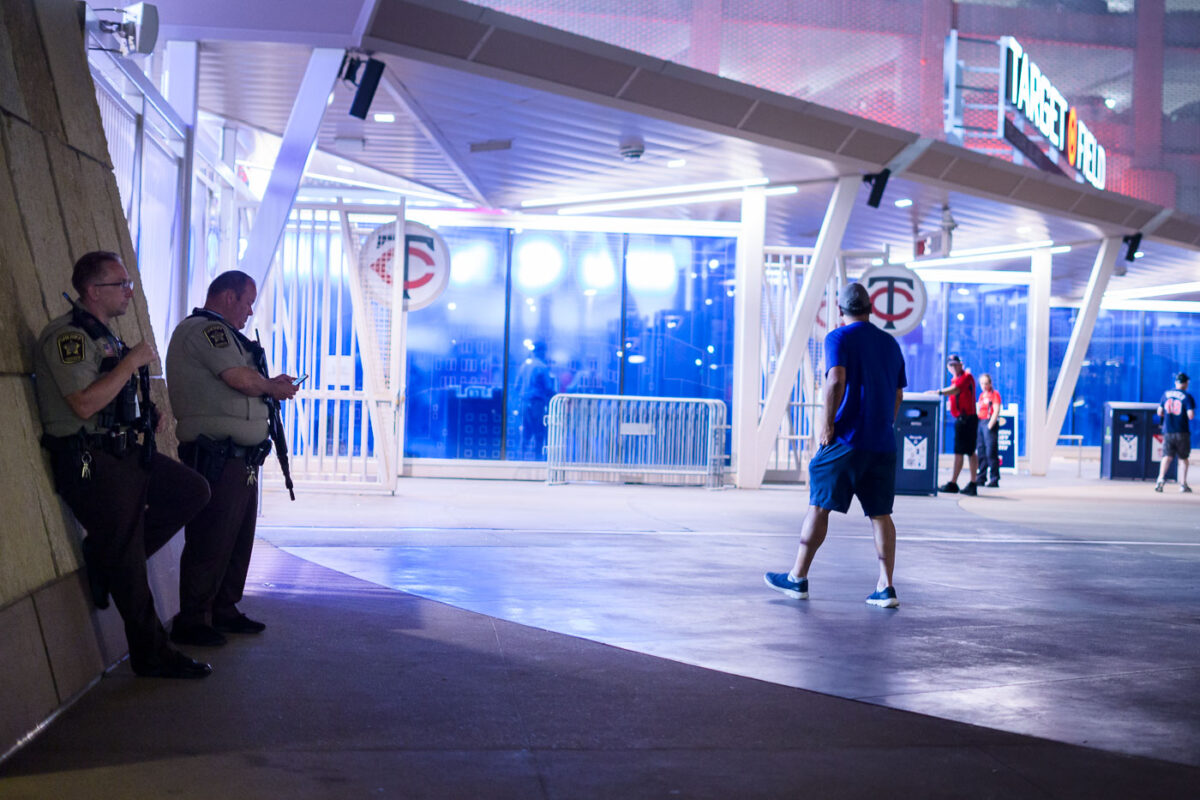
{"left": 732, "top": 187, "right": 766, "bottom": 488}
{"left": 337, "top": 200, "right": 395, "bottom": 485}
{"left": 377, "top": 73, "right": 490, "bottom": 208}
{"left": 751, "top": 175, "right": 858, "bottom": 487}
{"left": 1035, "top": 237, "right": 1121, "bottom": 475}
{"left": 238, "top": 48, "right": 343, "bottom": 286}
{"left": 1025, "top": 250, "right": 1052, "bottom": 474}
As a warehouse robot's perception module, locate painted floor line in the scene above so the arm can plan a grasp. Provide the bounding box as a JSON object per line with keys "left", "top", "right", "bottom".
{"left": 263, "top": 528, "right": 1200, "bottom": 547}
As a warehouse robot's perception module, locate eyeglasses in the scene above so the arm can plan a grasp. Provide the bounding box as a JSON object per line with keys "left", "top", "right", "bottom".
{"left": 93, "top": 280, "right": 134, "bottom": 291}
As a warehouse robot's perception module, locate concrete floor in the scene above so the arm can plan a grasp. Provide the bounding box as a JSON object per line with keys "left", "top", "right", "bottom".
{"left": 3, "top": 459, "right": 1199, "bottom": 798}
{"left": 259, "top": 462, "right": 1200, "bottom": 767}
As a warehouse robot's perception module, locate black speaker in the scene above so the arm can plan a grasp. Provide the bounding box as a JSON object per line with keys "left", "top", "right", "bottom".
{"left": 349, "top": 58, "right": 384, "bottom": 120}
{"left": 1122, "top": 232, "right": 1142, "bottom": 263}
{"left": 863, "top": 168, "right": 891, "bottom": 208}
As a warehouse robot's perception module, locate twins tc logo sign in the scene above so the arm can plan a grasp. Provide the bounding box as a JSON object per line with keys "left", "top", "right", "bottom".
{"left": 360, "top": 220, "right": 451, "bottom": 311}
{"left": 858, "top": 264, "right": 927, "bottom": 337}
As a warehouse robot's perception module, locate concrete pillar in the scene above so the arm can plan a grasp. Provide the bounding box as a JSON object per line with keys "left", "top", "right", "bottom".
{"left": 1025, "top": 251, "right": 1051, "bottom": 475}
{"left": 733, "top": 187, "right": 766, "bottom": 488}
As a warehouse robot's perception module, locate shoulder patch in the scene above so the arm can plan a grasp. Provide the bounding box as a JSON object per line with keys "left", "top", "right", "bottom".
{"left": 204, "top": 325, "right": 231, "bottom": 348}
{"left": 57, "top": 332, "right": 85, "bottom": 364}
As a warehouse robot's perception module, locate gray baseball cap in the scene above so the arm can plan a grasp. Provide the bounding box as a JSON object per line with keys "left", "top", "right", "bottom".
{"left": 838, "top": 282, "right": 871, "bottom": 315}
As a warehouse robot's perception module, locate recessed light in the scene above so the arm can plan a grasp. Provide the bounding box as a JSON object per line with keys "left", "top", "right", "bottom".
{"left": 1104, "top": 98, "right": 1116, "bottom": 109}
{"left": 336, "top": 164, "right": 355, "bottom": 173}
{"left": 894, "top": 198, "right": 913, "bottom": 208}
{"left": 667, "top": 159, "right": 686, "bottom": 168}
{"left": 373, "top": 112, "right": 396, "bottom": 123}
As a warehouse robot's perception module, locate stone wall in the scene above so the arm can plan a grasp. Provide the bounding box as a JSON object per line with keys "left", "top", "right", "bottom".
{"left": 1, "top": 0, "right": 184, "bottom": 758}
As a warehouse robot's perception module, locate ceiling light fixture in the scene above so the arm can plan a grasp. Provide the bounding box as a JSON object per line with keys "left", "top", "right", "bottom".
{"left": 894, "top": 198, "right": 913, "bottom": 208}
{"left": 373, "top": 112, "right": 396, "bottom": 123}
{"left": 556, "top": 185, "right": 798, "bottom": 215}
{"left": 522, "top": 177, "right": 770, "bottom": 209}
{"left": 1100, "top": 299, "right": 1200, "bottom": 313}
{"left": 907, "top": 245, "right": 1069, "bottom": 269}
{"left": 667, "top": 159, "right": 687, "bottom": 168}
{"left": 303, "top": 171, "right": 467, "bottom": 205}
{"left": 947, "top": 240, "right": 1055, "bottom": 257}
{"left": 1103, "top": 281, "right": 1200, "bottom": 301}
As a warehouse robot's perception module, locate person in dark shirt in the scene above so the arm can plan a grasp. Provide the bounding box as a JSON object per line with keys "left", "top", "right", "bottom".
{"left": 764, "top": 282, "right": 908, "bottom": 608}
{"left": 1155, "top": 372, "right": 1194, "bottom": 493}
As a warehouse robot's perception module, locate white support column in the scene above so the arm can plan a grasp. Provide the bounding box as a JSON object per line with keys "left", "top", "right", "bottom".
{"left": 1025, "top": 250, "right": 1052, "bottom": 474}
{"left": 732, "top": 187, "right": 766, "bottom": 488}
{"left": 751, "top": 175, "right": 858, "bottom": 487}
{"left": 1035, "top": 237, "right": 1121, "bottom": 475}
{"left": 389, "top": 200, "right": 407, "bottom": 491}
{"left": 165, "top": 40, "right": 198, "bottom": 335}
{"left": 238, "top": 48, "right": 343, "bottom": 286}
{"left": 216, "top": 126, "right": 239, "bottom": 279}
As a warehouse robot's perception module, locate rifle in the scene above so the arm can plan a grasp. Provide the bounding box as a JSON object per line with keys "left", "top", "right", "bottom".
{"left": 252, "top": 330, "right": 296, "bottom": 501}
{"left": 136, "top": 364, "right": 157, "bottom": 466}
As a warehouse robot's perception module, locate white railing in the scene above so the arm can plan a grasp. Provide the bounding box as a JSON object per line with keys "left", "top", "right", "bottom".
{"left": 257, "top": 206, "right": 400, "bottom": 493}
{"left": 546, "top": 394, "right": 728, "bottom": 488}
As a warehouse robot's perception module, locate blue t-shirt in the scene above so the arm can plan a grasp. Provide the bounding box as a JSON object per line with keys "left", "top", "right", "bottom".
{"left": 824, "top": 321, "right": 907, "bottom": 453}
{"left": 1159, "top": 389, "right": 1195, "bottom": 434}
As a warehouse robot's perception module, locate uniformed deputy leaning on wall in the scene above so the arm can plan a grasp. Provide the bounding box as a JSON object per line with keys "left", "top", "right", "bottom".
{"left": 33, "top": 251, "right": 213, "bottom": 679}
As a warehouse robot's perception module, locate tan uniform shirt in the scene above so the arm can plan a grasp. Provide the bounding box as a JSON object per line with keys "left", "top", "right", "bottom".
{"left": 33, "top": 311, "right": 128, "bottom": 436}
{"left": 166, "top": 313, "right": 269, "bottom": 446}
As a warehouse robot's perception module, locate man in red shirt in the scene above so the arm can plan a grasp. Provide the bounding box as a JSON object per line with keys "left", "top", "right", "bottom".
{"left": 974, "top": 373, "right": 1002, "bottom": 488}
{"left": 935, "top": 353, "right": 978, "bottom": 496}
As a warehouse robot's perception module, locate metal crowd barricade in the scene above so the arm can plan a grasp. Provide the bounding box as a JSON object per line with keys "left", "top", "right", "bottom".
{"left": 546, "top": 394, "right": 728, "bottom": 488}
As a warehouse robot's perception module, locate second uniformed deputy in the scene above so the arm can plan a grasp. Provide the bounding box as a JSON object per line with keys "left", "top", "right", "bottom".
{"left": 166, "top": 270, "right": 298, "bottom": 647}
{"left": 34, "top": 251, "right": 213, "bottom": 679}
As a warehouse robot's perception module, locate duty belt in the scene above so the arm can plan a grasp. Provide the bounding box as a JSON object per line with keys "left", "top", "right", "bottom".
{"left": 41, "top": 429, "right": 138, "bottom": 457}
{"left": 185, "top": 435, "right": 272, "bottom": 467}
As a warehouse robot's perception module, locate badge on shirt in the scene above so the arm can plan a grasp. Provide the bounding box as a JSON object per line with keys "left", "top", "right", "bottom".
{"left": 204, "top": 325, "right": 230, "bottom": 348}
{"left": 57, "top": 332, "right": 85, "bottom": 364}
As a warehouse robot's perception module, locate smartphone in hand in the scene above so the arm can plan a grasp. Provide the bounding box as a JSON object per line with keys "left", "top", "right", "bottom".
{"left": 292, "top": 374, "right": 309, "bottom": 386}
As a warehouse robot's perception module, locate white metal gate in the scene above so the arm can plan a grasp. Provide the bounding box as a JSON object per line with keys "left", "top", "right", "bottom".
{"left": 258, "top": 204, "right": 406, "bottom": 492}
{"left": 546, "top": 394, "right": 727, "bottom": 488}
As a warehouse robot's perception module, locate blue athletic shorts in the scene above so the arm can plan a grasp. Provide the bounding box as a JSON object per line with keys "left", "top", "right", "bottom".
{"left": 808, "top": 441, "right": 897, "bottom": 517}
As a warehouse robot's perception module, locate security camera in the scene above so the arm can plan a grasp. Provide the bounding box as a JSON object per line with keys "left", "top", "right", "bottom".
{"left": 618, "top": 136, "right": 645, "bottom": 161}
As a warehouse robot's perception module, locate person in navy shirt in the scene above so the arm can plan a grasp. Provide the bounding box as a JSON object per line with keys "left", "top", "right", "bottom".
{"left": 765, "top": 282, "right": 908, "bottom": 608}
{"left": 1155, "top": 372, "right": 1194, "bottom": 493}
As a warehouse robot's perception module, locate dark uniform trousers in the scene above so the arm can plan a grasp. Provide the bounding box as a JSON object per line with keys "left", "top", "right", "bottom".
{"left": 51, "top": 448, "right": 210, "bottom": 667}
{"left": 175, "top": 444, "right": 258, "bottom": 628}
{"left": 976, "top": 424, "right": 1001, "bottom": 483}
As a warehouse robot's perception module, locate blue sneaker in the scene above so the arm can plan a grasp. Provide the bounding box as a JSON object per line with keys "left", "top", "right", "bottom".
{"left": 764, "top": 572, "right": 808, "bottom": 599}
{"left": 866, "top": 586, "right": 899, "bottom": 608}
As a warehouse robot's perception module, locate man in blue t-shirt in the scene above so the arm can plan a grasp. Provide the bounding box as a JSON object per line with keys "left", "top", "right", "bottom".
{"left": 765, "top": 282, "right": 908, "bottom": 608}
{"left": 1155, "top": 372, "right": 1195, "bottom": 493}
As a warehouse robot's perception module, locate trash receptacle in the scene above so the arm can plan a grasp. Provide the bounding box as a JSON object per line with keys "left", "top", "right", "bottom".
{"left": 1101, "top": 402, "right": 1159, "bottom": 480}
{"left": 895, "top": 393, "right": 940, "bottom": 495}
